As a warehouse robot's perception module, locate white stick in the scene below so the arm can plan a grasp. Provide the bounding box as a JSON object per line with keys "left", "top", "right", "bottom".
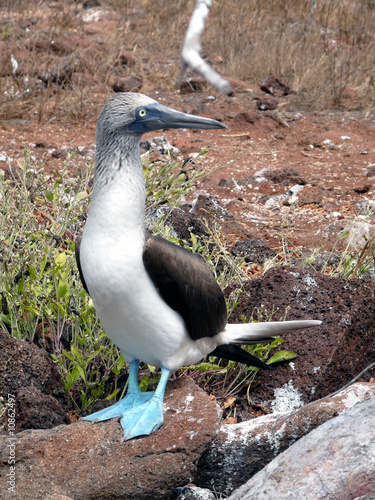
{"left": 180, "top": 0, "right": 232, "bottom": 95}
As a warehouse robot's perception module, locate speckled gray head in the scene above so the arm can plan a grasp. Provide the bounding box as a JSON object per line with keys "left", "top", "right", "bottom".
{"left": 97, "top": 92, "right": 227, "bottom": 137}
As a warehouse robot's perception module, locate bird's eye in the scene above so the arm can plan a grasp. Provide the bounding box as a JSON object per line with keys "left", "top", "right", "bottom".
{"left": 138, "top": 108, "right": 147, "bottom": 117}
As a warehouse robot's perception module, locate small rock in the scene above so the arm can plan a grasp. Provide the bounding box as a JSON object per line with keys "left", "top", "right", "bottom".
{"left": 116, "top": 50, "right": 136, "bottom": 67}
{"left": 70, "top": 72, "right": 99, "bottom": 87}
{"left": 353, "top": 183, "right": 371, "bottom": 194}
{"left": 253, "top": 168, "right": 305, "bottom": 186}
{"left": 180, "top": 75, "right": 207, "bottom": 93}
{"left": 365, "top": 164, "right": 375, "bottom": 177}
{"left": 260, "top": 76, "right": 291, "bottom": 96}
{"left": 171, "top": 485, "right": 216, "bottom": 500}
{"left": 141, "top": 136, "right": 180, "bottom": 156}
{"left": 82, "top": 0, "right": 101, "bottom": 8}
{"left": 38, "top": 53, "right": 82, "bottom": 85}
{"left": 356, "top": 199, "right": 375, "bottom": 215}
{"left": 256, "top": 97, "right": 278, "bottom": 111}
{"left": 233, "top": 111, "right": 260, "bottom": 125}
{"left": 297, "top": 186, "right": 324, "bottom": 205}
{"left": 230, "top": 239, "right": 276, "bottom": 264}
{"left": 113, "top": 76, "right": 142, "bottom": 93}
{"left": 264, "top": 193, "right": 288, "bottom": 208}
{"left": 340, "top": 220, "right": 375, "bottom": 249}
{"left": 51, "top": 148, "right": 67, "bottom": 159}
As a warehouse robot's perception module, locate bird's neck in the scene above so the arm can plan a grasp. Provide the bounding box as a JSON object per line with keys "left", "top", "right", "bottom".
{"left": 87, "top": 134, "right": 146, "bottom": 238}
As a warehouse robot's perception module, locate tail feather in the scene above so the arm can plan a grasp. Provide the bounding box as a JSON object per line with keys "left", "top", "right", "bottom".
{"left": 222, "top": 320, "right": 321, "bottom": 345}
{"left": 210, "top": 344, "right": 273, "bottom": 370}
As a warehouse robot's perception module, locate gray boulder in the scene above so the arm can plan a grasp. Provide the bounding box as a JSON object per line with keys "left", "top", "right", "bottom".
{"left": 228, "top": 394, "right": 375, "bottom": 499}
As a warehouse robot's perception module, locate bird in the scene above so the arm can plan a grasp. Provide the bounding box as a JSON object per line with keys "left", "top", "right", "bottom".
{"left": 76, "top": 92, "right": 321, "bottom": 441}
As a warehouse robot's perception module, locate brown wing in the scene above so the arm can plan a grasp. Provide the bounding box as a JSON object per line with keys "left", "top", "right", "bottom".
{"left": 143, "top": 236, "right": 227, "bottom": 341}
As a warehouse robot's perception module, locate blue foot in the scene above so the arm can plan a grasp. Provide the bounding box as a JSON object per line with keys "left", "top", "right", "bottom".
{"left": 120, "top": 395, "right": 164, "bottom": 441}
{"left": 81, "top": 391, "right": 154, "bottom": 423}
{"left": 81, "top": 361, "right": 171, "bottom": 443}
{"left": 81, "top": 359, "right": 154, "bottom": 423}
{"left": 120, "top": 365, "right": 171, "bottom": 441}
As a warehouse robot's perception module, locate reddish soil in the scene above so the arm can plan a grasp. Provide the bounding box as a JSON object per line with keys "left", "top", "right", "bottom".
{"left": 1, "top": 89, "right": 374, "bottom": 258}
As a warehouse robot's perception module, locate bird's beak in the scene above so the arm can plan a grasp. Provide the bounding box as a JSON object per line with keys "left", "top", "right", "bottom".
{"left": 128, "top": 103, "right": 227, "bottom": 134}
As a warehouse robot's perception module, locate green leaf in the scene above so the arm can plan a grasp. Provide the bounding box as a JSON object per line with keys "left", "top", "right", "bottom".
{"left": 190, "top": 232, "right": 198, "bottom": 252}
{"left": 62, "top": 349, "right": 75, "bottom": 362}
{"left": 76, "top": 365, "right": 87, "bottom": 383}
{"left": 70, "top": 343, "right": 84, "bottom": 363}
{"left": 74, "top": 191, "right": 87, "bottom": 203}
{"left": 45, "top": 189, "right": 53, "bottom": 202}
{"left": 106, "top": 388, "right": 120, "bottom": 401}
{"left": 267, "top": 350, "right": 297, "bottom": 365}
{"left": 55, "top": 252, "right": 67, "bottom": 268}
{"left": 139, "top": 376, "right": 149, "bottom": 392}
{"left": 57, "top": 280, "right": 69, "bottom": 299}
{"left": 117, "top": 355, "right": 125, "bottom": 371}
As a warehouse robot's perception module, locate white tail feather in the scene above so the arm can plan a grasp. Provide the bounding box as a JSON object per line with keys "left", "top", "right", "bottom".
{"left": 221, "top": 320, "right": 321, "bottom": 345}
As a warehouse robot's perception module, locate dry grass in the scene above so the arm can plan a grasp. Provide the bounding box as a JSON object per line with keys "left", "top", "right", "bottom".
{"left": 0, "top": 0, "right": 374, "bottom": 122}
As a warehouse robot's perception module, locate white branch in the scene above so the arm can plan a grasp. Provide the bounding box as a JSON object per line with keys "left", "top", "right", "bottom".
{"left": 180, "top": 0, "right": 232, "bottom": 95}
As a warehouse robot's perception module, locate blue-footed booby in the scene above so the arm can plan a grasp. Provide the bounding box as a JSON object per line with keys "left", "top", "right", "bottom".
{"left": 76, "top": 92, "right": 321, "bottom": 441}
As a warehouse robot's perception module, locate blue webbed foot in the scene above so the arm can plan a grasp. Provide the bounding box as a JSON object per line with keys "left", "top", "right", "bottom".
{"left": 81, "top": 391, "right": 154, "bottom": 423}
{"left": 120, "top": 395, "right": 164, "bottom": 441}
{"left": 119, "top": 366, "right": 171, "bottom": 441}
{"left": 81, "top": 362, "right": 171, "bottom": 442}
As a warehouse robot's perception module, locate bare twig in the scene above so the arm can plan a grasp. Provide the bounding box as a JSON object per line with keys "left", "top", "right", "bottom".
{"left": 180, "top": 0, "right": 232, "bottom": 96}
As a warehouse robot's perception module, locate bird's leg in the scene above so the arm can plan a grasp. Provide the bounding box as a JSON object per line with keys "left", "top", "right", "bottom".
{"left": 81, "top": 359, "right": 154, "bottom": 423}
{"left": 120, "top": 366, "right": 171, "bottom": 441}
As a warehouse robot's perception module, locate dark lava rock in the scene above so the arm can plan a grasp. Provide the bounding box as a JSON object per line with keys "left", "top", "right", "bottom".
{"left": 15, "top": 386, "right": 68, "bottom": 431}
{"left": 51, "top": 148, "right": 68, "bottom": 159}
{"left": 260, "top": 167, "right": 305, "bottom": 186}
{"left": 230, "top": 239, "right": 276, "bottom": 264}
{"left": 353, "top": 183, "right": 372, "bottom": 194}
{"left": 297, "top": 185, "right": 324, "bottom": 205}
{"left": 0, "top": 329, "right": 68, "bottom": 432}
{"left": 168, "top": 207, "right": 208, "bottom": 241}
{"left": 225, "top": 266, "right": 375, "bottom": 403}
{"left": 256, "top": 97, "right": 278, "bottom": 111}
{"left": 83, "top": 0, "right": 101, "bottom": 8}
{"left": 168, "top": 194, "right": 232, "bottom": 241}
{"left": 260, "top": 75, "right": 291, "bottom": 96}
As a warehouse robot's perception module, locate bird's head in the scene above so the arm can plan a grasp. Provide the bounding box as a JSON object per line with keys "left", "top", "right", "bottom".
{"left": 97, "top": 92, "right": 227, "bottom": 137}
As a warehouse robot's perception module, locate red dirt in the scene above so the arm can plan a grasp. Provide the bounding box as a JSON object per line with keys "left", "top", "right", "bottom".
{"left": 1, "top": 89, "right": 374, "bottom": 257}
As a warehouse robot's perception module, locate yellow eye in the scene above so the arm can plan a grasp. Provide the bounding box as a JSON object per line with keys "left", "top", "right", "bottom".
{"left": 138, "top": 108, "right": 147, "bottom": 117}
